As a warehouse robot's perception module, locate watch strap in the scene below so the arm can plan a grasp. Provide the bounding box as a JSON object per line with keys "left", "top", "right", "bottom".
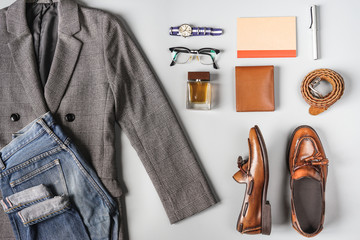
{"left": 169, "top": 26, "right": 223, "bottom": 36}
{"left": 191, "top": 27, "right": 223, "bottom": 36}
{"left": 169, "top": 26, "right": 180, "bottom": 36}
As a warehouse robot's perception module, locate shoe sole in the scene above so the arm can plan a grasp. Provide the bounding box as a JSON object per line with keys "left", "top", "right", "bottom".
{"left": 254, "top": 125, "right": 271, "bottom": 235}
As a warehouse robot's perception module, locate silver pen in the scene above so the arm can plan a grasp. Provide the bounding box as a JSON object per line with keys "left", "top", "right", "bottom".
{"left": 310, "top": 5, "right": 319, "bottom": 60}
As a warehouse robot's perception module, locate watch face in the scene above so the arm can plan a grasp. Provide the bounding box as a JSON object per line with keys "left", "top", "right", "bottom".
{"left": 179, "top": 24, "right": 192, "bottom": 37}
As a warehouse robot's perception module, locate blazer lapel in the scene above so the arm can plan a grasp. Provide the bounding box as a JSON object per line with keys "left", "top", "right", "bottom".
{"left": 6, "top": 0, "right": 82, "bottom": 115}
{"left": 44, "top": 0, "right": 82, "bottom": 113}
{"left": 44, "top": 33, "right": 82, "bottom": 113}
{"left": 7, "top": 0, "right": 49, "bottom": 116}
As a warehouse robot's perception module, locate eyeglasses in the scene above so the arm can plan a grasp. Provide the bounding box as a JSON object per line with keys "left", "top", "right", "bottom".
{"left": 169, "top": 47, "right": 220, "bottom": 69}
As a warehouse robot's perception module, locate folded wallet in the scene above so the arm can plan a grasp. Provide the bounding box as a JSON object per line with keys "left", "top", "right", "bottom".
{"left": 235, "top": 66, "right": 274, "bottom": 112}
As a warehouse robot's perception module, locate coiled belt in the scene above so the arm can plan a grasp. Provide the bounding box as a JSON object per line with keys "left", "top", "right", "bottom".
{"left": 301, "top": 68, "right": 344, "bottom": 115}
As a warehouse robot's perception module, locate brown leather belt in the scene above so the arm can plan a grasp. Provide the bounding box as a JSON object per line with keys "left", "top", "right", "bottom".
{"left": 301, "top": 68, "right": 344, "bottom": 115}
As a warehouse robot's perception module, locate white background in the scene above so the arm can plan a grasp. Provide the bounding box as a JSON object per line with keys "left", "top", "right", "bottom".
{"left": 1, "top": 0, "right": 359, "bottom": 239}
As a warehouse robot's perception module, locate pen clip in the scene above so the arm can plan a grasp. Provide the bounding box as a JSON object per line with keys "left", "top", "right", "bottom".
{"left": 309, "top": 6, "right": 313, "bottom": 29}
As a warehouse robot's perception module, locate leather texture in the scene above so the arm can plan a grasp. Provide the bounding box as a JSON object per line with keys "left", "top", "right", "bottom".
{"left": 0, "top": 0, "right": 217, "bottom": 239}
{"left": 288, "top": 125, "right": 328, "bottom": 237}
{"left": 235, "top": 66, "right": 274, "bottom": 112}
{"left": 301, "top": 68, "right": 344, "bottom": 115}
{"left": 233, "top": 125, "right": 271, "bottom": 235}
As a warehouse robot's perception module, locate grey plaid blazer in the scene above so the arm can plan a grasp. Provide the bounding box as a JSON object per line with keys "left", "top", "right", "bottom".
{"left": 0, "top": 0, "right": 217, "bottom": 238}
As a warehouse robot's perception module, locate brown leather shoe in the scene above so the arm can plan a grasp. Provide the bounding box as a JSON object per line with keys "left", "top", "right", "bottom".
{"left": 233, "top": 125, "right": 271, "bottom": 235}
{"left": 288, "top": 125, "right": 329, "bottom": 237}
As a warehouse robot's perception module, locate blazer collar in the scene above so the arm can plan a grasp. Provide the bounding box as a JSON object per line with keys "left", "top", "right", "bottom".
{"left": 7, "top": 0, "right": 82, "bottom": 115}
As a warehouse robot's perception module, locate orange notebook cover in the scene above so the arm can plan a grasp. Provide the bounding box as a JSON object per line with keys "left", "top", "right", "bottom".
{"left": 237, "top": 17, "right": 297, "bottom": 58}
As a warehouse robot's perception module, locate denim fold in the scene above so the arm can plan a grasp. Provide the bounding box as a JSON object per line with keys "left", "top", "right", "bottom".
{"left": 0, "top": 112, "right": 119, "bottom": 240}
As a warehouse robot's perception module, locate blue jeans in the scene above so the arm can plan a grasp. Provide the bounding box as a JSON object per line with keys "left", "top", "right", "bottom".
{"left": 0, "top": 112, "right": 119, "bottom": 240}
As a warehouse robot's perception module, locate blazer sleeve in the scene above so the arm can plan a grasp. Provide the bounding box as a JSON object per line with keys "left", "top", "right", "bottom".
{"left": 102, "top": 15, "right": 217, "bottom": 224}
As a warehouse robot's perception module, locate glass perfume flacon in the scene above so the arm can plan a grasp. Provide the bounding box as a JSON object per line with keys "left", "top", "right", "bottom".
{"left": 186, "top": 72, "right": 211, "bottom": 110}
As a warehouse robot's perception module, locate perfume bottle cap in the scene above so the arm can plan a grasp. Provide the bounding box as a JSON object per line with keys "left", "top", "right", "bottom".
{"left": 188, "top": 72, "right": 210, "bottom": 81}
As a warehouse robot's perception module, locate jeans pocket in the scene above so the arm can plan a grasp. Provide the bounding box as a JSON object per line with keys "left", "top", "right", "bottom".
{"left": 9, "top": 159, "right": 68, "bottom": 197}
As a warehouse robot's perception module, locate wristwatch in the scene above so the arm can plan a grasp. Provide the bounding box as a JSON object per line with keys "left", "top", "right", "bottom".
{"left": 169, "top": 24, "right": 223, "bottom": 37}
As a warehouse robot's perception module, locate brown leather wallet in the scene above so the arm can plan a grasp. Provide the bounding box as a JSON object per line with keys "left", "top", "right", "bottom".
{"left": 235, "top": 66, "right": 275, "bottom": 112}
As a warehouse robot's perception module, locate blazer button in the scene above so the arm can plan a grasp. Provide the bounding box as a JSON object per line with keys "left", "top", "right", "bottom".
{"left": 10, "top": 113, "right": 20, "bottom": 122}
{"left": 65, "top": 113, "right": 75, "bottom": 122}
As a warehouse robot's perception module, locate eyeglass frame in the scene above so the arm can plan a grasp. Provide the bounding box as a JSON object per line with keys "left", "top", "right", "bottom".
{"left": 169, "top": 47, "right": 220, "bottom": 69}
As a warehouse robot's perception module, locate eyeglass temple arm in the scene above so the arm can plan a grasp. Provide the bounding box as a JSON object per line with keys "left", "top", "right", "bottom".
{"left": 170, "top": 51, "right": 178, "bottom": 66}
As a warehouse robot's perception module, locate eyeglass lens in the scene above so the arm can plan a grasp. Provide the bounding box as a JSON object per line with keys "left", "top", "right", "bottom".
{"left": 199, "top": 50, "right": 216, "bottom": 65}
{"left": 171, "top": 51, "right": 190, "bottom": 64}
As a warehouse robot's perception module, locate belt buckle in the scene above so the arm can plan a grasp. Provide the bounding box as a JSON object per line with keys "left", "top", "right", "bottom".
{"left": 309, "top": 77, "right": 323, "bottom": 98}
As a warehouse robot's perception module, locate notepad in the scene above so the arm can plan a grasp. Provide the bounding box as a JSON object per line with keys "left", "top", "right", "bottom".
{"left": 237, "top": 17, "right": 297, "bottom": 58}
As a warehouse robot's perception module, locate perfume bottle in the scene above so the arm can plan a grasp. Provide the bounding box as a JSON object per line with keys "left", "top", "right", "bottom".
{"left": 186, "top": 72, "right": 211, "bottom": 110}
